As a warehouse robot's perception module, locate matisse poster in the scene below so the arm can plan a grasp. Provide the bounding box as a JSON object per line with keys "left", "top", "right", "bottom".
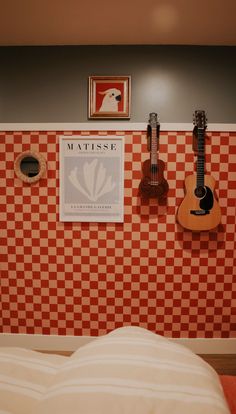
{"left": 60, "top": 136, "right": 124, "bottom": 222}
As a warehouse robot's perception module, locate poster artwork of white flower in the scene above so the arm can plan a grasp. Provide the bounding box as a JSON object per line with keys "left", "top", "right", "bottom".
{"left": 69, "top": 159, "right": 116, "bottom": 202}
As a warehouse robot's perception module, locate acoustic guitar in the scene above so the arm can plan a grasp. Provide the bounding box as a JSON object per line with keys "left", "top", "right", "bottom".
{"left": 177, "top": 110, "right": 221, "bottom": 231}
{"left": 139, "top": 112, "right": 169, "bottom": 199}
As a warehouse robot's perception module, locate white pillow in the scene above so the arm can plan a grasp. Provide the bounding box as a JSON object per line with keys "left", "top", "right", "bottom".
{"left": 34, "top": 326, "right": 230, "bottom": 414}
{"left": 0, "top": 347, "right": 66, "bottom": 414}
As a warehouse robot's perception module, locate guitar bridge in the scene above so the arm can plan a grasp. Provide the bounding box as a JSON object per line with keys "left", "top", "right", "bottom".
{"left": 190, "top": 210, "right": 209, "bottom": 216}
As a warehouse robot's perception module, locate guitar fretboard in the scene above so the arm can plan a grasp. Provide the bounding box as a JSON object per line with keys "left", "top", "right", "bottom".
{"left": 196, "top": 128, "right": 205, "bottom": 188}
{"left": 150, "top": 126, "right": 159, "bottom": 167}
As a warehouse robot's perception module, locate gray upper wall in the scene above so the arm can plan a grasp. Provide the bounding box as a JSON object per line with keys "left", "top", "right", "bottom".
{"left": 0, "top": 45, "right": 235, "bottom": 123}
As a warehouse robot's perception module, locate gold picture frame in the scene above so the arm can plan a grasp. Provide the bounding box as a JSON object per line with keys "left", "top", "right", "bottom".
{"left": 88, "top": 75, "right": 131, "bottom": 119}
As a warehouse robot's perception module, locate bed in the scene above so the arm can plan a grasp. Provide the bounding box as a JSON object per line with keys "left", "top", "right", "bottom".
{"left": 0, "top": 326, "right": 232, "bottom": 414}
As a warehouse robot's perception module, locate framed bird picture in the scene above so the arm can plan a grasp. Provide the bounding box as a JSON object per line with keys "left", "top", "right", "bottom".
{"left": 88, "top": 76, "right": 131, "bottom": 119}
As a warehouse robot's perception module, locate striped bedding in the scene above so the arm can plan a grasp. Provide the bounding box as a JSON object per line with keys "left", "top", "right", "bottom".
{"left": 0, "top": 326, "right": 230, "bottom": 414}
{"left": 0, "top": 347, "right": 67, "bottom": 414}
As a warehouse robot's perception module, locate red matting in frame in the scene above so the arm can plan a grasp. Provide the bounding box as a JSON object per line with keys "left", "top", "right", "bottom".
{"left": 95, "top": 81, "right": 125, "bottom": 112}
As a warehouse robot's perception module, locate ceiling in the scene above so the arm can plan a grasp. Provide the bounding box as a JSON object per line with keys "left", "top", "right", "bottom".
{"left": 0, "top": 0, "right": 235, "bottom": 46}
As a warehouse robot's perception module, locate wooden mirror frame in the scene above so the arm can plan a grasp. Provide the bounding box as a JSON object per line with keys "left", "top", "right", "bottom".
{"left": 14, "top": 150, "right": 46, "bottom": 184}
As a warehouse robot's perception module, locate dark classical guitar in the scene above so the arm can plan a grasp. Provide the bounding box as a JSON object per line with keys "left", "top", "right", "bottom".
{"left": 139, "top": 112, "right": 169, "bottom": 199}
{"left": 177, "top": 110, "right": 221, "bottom": 231}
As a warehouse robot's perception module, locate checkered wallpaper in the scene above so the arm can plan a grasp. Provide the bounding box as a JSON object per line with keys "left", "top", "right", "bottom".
{"left": 0, "top": 130, "right": 236, "bottom": 338}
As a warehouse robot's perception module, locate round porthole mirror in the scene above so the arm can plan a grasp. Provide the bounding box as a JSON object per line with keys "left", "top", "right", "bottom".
{"left": 14, "top": 151, "right": 46, "bottom": 184}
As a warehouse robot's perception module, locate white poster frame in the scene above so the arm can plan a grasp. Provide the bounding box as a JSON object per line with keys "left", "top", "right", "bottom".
{"left": 59, "top": 135, "right": 124, "bottom": 222}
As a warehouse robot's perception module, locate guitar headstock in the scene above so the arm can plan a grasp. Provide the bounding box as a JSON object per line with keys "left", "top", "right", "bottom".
{"left": 149, "top": 112, "right": 159, "bottom": 129}
{"left": 193, "top": 110, "right": 207, "bottom": 130}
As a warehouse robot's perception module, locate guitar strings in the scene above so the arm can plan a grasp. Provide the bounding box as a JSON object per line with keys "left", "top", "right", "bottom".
{"left": 151, "top": 126, "right": 158, "bottom": 185}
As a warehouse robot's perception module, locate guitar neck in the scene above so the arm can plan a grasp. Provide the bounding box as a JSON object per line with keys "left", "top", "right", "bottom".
{"left": 150, "top": 125, "right": 159, "bottom": 166}
{"left": 196, "top": 128, "right": 205, "bottom": 187}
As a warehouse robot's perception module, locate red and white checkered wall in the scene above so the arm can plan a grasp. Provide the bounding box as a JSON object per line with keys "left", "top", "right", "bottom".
{"left": 0, "top": 130, "right": 236, "bottom": 338}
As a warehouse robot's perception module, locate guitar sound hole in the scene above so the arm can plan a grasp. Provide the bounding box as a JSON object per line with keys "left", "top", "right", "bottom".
{"left": 195, "top": 186, "right": 206, "bottom": 198}
{"left": 151, "top": 164, "right": 158, "bottom": 174}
